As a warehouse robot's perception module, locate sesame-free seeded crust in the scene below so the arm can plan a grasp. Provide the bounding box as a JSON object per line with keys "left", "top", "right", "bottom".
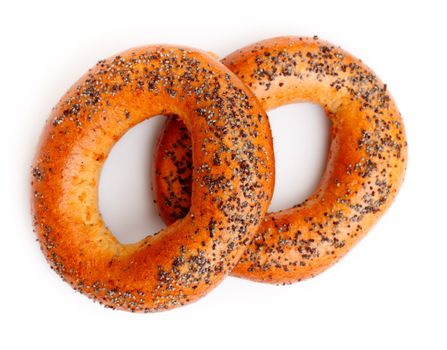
{"left": 31, "top": 45, "right": 275, "bottom": 311}
{"left": 153, "top": 37, "right": 407, "bottom": 283}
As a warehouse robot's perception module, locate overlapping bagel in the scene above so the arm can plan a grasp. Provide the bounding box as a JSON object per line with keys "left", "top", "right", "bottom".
{"left": 31, "top": 45, "right": 275, "bottom": 311}
{"left": 153, "top": 37, "right": 407, "bottom": 283}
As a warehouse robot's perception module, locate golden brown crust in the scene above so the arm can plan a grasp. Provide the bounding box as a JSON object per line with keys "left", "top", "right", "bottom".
{"left": 31, "top": 45, "right": 275, "bottom": 311}
{"left": 153, "top": 37, "right": 407, "bottom": 283}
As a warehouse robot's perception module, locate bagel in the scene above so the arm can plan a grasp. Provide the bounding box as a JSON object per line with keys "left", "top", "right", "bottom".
{"left": 153, "top": 37, "right": 407, "bottom": 283}
{"left": 31, "top": 45, "right": 275, "bottom": 311}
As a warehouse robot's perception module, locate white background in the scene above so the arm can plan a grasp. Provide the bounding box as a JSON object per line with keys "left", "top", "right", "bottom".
{"left": 2, "top": 0, "right": 446, "bottom": 349}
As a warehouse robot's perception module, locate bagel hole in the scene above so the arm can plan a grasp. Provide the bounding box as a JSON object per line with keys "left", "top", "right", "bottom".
{"left": 98, "top": 115, "right": 167, "bottom": 244}
{"left": 268, "top": 103, "right": 330, "bottom": 212}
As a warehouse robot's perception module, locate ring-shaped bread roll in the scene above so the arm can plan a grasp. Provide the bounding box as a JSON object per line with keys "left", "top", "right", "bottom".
{"left": 31, "top": 46, "right": 274, "bottom": 311}
{"left": 153, "top": 37, "right": 407, "bottom": 283}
